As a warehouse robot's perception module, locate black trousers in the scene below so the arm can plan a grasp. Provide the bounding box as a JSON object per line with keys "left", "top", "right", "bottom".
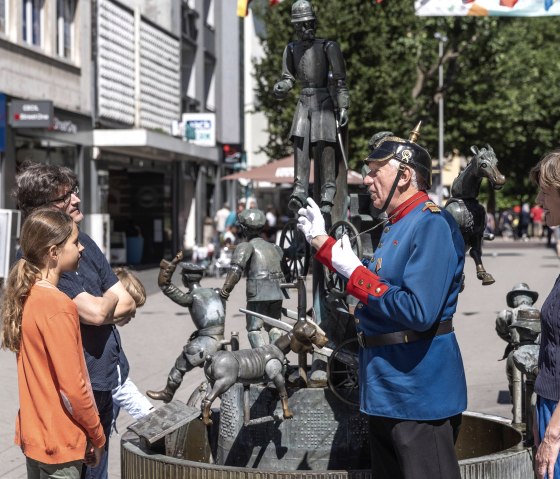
{"left": 368, "top": 414, "right": 462, "bottom": 479}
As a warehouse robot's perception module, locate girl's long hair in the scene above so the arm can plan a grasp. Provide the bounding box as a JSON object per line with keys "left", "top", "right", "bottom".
{"left": 1, "top": 208, "right": 74, "bottom": 353}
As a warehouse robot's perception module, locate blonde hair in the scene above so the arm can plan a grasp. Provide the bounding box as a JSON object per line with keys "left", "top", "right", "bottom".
{"left": 530, "top": 150, "right": 560, "bottom": 191}
{"left": 1, "top": 209, "right": 74, "bottom": 353}
{"left": 113, "top": 267, "right": 146, "bottom": 307}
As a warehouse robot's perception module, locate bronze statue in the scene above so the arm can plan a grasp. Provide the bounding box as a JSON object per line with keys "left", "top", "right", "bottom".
{"left": 147, "top": 254, "right": 226, "bottom": 403}
{"left": 274, "top": 0, "right": 349, "bottom": 214}
{"left": 201, "top": 318, "right": 328, "bottom": 425}
{"left": 220, "top": 209, "right": 286, "bottom": 348}
{"left": 495, "top": 282, "right": 540, "bottom": 424}
{"left": 444, "top": 145, "right": 506, "bottom": 285}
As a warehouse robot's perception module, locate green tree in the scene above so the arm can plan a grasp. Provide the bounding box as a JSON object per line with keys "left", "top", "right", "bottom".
{"left": 252, "top": 1, "right": 560, "bottom": 206}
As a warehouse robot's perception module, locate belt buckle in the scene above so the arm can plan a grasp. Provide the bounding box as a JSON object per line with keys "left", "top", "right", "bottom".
{"left": 357, "top": 331, "right": 366, "bottom": 348}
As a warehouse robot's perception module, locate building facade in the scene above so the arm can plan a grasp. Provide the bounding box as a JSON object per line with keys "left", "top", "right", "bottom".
{"left": 0, "top": 0, "right": 241, "bottom": 268}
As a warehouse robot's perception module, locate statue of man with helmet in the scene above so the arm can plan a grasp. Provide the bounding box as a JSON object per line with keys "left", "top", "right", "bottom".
{"left": 495, "top": 282, "right": 540, "bottom": 410}
{"left": 297, "top": 124, "right": 467, "bottom": 479}
{"left": 146, "top": 256, "right": 226, "bottom": 403}
{"left": 220, "top": 209, "right": 287, "bottom": 348}
{"left": 274, "top": 0, "right": 350, "bottom": 215}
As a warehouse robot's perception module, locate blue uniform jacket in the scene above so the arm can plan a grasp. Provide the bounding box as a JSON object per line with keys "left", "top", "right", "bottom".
{"left": 318, "top": 194, "right": 467, "bottom": 420}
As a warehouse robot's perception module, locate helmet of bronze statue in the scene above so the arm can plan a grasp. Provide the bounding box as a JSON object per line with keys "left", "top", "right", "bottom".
{"left": 291, "top": 0, "right": 316, "bottom": 23}
{"left": 506, "top": 282, "right": 539, "bottom": 308}
{"left": 238, "top": 209, "right": 266, "bottom": 233}
{"left": 364, "top": 123, "right": 432, "bottom": 189}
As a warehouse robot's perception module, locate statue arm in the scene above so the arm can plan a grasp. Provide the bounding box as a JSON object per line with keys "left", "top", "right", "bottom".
{"left": 325, "top": 41, "right": 350, "bottom": 127}
{"left": 274, "top": 44, "right": 295, "bottom": 99}
{"left": 158, "top": 251, "right": 193, "bottom": 307}
{"left": 220, "top": 242, "right": 253, "bottom": 299}
{"left": 161, "top": 283, "right": 193, "bottom": 307}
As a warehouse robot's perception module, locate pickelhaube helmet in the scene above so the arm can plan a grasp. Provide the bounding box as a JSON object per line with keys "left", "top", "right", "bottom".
{"left": 365, "top": 122, "right": 432, "bottom": 189}
{"left": 238, "top": 209, "right": 266, "bottom": 232}
{"left": 506, "top": 282, "right": 539, "bottom": 308}
{"left": 291, "top": 0, "right": 316, "bottom": 23}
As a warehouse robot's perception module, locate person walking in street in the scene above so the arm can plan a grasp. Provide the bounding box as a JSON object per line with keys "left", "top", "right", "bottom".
{"left": 530, "top": 150, "right": 560, "bottom": 479}
{"left": 214, "top": 202, "right": 231, "bottom": 241}
{"left": 1, "top": 209, "right": 105, "bottom": 479}
{"left": 15, "top": 163, "right": 136, "bottom": 479}
{"left": 297, "top": 126, "right": 467, "bottom": 479}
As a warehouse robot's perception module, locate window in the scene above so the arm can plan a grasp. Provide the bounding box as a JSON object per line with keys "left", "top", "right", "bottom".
{"left": 57, "top": 0, "right": 76, "bottom": 58}
{"left": 22, "top": 0, "right": 44, "bottom": 47}
{"left": 0, "top": 0, "right": 6, "bottom": 34}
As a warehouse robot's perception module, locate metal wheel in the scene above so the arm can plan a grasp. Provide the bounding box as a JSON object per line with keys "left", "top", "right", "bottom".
{"left": 324, "top": 220, "right": 362, "bottom": 295}
{"left": 327, "top": 338, "right": 360, "bottom": 407}
{"left": 280, "top": 219, "right": 310, "bottom": 282}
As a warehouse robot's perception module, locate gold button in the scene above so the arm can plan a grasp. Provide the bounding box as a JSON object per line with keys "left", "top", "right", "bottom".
{"left": 384, "top": 227, "right": 390, "bottom": 233}
{"left": 366, "top": 283, "right": 371, "bottom": 289}
{"left": 375, "top": 287, "right": 381, "bottom": 293}
{"left": 357, "top": 303, "right": 363, "bottom": 309}
{"left": 358, "top": 279, "right": 364, "bottom": 285}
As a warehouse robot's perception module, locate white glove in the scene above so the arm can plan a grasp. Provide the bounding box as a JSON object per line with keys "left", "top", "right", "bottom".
{"left": 297, "top": 198, "right": 327, "bottom": 244}
{"left": 331, "top": 235, "right": 362, "bottom": 279}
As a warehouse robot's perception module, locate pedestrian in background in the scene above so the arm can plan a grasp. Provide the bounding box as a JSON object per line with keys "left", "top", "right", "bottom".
{"left": 1, "top": 209, "right": 105, "bottom": 479}
{"left": 298, "top": 128, "right": 466, "bottom": 479}
{"left": 15, "top": 163, "right": 136, "bottom": 479}
{"left": 530, "top": 150, "right": 560, "bottom": 479}
{"left": 214, "top": 202, "right": 231, "bottom": 241}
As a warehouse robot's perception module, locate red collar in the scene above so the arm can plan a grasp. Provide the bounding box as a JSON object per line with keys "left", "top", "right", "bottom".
{"left": 387, "top": 191, "right": 429, "bottom": 224}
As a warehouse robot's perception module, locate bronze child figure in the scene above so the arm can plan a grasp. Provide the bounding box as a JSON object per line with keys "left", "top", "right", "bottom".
{"left": 147, "top": 254, "right": 225, "bottom": 403}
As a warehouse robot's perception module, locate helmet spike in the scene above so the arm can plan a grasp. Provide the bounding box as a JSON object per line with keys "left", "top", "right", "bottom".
{"left": 409, "top": 121, "right": 422, "bottom": 143}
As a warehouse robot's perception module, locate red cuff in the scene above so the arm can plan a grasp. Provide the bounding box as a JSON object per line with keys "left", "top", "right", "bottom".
{"left": 315, "top": 236, "right": 337, "bottom": 272}
{"left": 345, "top": 266, "right": 388, "bottom": 304}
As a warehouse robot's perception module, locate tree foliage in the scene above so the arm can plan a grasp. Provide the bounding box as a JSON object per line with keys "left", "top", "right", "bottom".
{"left": 252, "top": 0, "right": 560, "bottom": 207}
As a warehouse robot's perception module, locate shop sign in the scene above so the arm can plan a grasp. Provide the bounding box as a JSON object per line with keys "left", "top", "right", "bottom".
{"left": 51, "top": 116, "right": 78, "bottom": 134}
{"left": 0, "top": 93, "right": 6, "bottom": 152}
{"left": 9, "top": 100, "right": 53, "bottom": 128}
{"left": 181, "top": 113, "right": 216, "bottom": 147}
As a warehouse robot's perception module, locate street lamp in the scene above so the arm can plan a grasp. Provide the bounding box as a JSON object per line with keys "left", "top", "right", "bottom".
{"left": 434, "top": 32, "right": 447, "bottom": 205}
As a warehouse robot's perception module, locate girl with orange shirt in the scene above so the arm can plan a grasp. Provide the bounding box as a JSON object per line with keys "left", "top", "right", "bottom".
{"left": 1, "top": 209, "right": 105, "bottom": 479}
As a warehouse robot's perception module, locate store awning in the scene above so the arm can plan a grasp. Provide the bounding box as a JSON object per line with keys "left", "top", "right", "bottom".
{"left": 222, "top": 155, "right": 364, "bottom": 185}
{"left": 92, "top": 129, "right": 219, "bottom": 163}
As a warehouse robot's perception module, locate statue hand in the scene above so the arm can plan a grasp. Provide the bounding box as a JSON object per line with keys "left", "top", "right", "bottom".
{"left": 273, "top": 80, "right": 290, "bottom": 99}
{"left": 219, "top": 289, "right": 230, "bottom": 301}
{"left": 337, "top": 108, "right": 348, "bottom": 128}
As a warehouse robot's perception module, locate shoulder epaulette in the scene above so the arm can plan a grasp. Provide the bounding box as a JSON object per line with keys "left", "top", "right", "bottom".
{"left": 422, "top": 201, "right": 441, "bottom": 213}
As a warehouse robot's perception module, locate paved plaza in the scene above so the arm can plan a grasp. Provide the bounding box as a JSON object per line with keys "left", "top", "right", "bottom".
{"left": 0, "top": 237, "right": 557, "bottom": 478}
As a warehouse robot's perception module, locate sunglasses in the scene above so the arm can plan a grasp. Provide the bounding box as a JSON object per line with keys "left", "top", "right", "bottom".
{"left": 49, "top": 185, "right": 80, "bottom": 206}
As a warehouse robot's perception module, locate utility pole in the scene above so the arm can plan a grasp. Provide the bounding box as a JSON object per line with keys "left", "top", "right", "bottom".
{"left": 434, "top": 32, "right": 447, "bottom": 205}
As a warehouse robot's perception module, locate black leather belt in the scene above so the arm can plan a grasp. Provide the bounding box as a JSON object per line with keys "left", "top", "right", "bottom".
{"left": 357, "top": 321, "right": 453, "bottom": 348}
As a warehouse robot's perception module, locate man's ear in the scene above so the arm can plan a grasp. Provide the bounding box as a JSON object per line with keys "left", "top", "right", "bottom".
{"left": 398, "top": 166, "right": 413, "bottom": 186}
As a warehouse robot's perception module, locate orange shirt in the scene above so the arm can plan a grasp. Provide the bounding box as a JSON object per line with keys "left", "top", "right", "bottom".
{"left": 15, "top": 284, "right": 105, "bottom": 464}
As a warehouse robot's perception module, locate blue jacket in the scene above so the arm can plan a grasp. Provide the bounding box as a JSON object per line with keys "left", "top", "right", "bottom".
{"left": 318, "top": 193, "right": 467, "bottom": 420}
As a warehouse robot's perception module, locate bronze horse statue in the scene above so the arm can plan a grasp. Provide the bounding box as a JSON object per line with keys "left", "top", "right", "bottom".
{"left": 445, "top": 145, "right": 506, "bottom": 285}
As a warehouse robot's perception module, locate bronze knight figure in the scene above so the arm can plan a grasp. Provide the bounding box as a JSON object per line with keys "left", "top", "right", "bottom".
{"left": 274, "top": 0, "right": 349, "bottom": 214}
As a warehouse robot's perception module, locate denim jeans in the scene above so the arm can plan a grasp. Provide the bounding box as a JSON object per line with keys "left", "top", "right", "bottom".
{"left": 81, "top": 390, "right": 113, "bottom": 479}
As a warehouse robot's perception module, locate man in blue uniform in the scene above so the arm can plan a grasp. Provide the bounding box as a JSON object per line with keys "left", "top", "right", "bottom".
{"left": 297, "top": 125, "right": 467, "bottom": 479}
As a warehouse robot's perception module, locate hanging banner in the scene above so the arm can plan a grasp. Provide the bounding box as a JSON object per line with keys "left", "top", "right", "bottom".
{"left": 415, "top": 0, "right": 560, "bottom": 16}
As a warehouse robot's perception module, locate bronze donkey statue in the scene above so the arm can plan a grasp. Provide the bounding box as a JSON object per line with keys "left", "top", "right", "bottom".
{"left": 445, "top": 145, "right": 506, "bottom": 285}
{"left": 201, "top": 319, "right": 328, "bottom": 425}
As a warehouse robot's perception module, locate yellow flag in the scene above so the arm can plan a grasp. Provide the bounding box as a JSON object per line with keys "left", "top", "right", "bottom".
{"left": 237, "top": 0, "right": 250, "bottom": 17}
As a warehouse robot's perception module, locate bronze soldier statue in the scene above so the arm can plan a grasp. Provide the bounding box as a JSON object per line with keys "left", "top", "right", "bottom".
{"left": 220, "top": 209, "right": 286, "bottom": 348}
{"left": 147, "top": 256, "right": 225, "bottom": 402}
{"left": 274, "top": 0, "right": 349, "bottom": 214}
